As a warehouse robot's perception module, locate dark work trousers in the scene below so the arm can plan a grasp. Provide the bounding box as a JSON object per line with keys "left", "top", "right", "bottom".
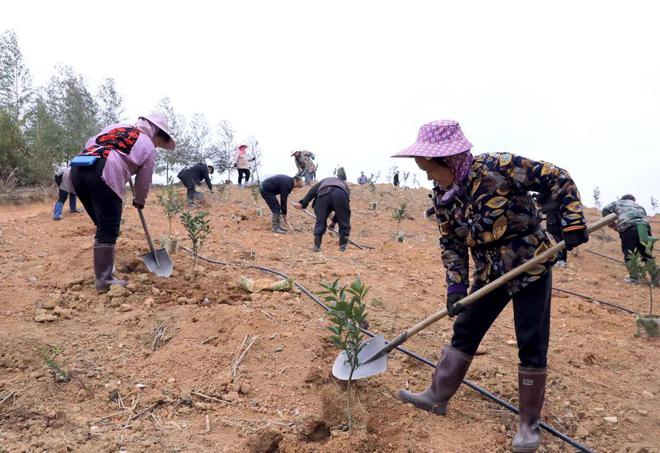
{"left": 621, "top": 224, "right": 653, "bottom": 262}
{"left": 57, "top": 189, "right": 79, "bottom": 212}
{"left": 260, "top": 190, "right": 282, "bottom": 214}
{"left": 313, "top": 187, "right": 351, "bottom": 243}
{"left": 237, "top": 169, "right": 250, "bottom": 185}
{"left": 71, "top": 158, "right": 123, "bottom": 244}
{"left": 545, "top": 211, "right": 567, "bottom": 262}
{"left": 178, "top": 175, "right": 199, "bottom": 203}
{"left": 451, "top": 270, "right": 552, "bottom": 368}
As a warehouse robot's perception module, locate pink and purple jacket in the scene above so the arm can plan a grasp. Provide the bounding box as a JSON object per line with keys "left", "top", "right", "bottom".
{"left": 81, "top": 123, "right": 156, "bottom": 205}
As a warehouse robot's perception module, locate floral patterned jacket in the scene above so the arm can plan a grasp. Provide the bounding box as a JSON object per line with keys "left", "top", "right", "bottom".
{"left": 434, "top": 153, "right": 586, "bottom": 295}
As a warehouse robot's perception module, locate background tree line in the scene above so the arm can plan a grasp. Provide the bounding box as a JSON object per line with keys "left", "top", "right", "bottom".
{"left": 0, "top": 30, "right": 262, "bottom": 189}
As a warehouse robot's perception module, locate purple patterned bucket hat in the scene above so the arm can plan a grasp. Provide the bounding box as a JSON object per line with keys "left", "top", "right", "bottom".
{"left": 393, "top": 120, "right": 473, "bottom": 158}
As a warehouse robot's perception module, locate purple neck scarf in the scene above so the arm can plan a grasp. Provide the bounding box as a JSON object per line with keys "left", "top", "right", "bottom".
{"left": 437, "top": 151, "right": 474, "bottom": 203}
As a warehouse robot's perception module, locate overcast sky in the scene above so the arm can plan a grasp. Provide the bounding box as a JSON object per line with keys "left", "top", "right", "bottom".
{"left": 2, "top": 0, "right": 658, "bottom": 210}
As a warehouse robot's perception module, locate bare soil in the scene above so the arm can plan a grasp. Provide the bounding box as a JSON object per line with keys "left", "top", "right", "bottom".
{"left": 0, "top": 184, "right": 658, "bottom": 452}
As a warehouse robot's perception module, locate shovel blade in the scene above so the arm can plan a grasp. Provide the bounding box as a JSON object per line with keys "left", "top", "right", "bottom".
{"left": 141, "top": 248, "right": 173, "bottom": 277}
{"left": 332, "top": 335, "right": 388, "bottom": 380}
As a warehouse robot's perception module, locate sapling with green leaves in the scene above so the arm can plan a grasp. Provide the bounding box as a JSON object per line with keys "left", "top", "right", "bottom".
{"left": 250, "top": 184, "right": 261, "bottom": 214}
{"left": 39, "top": 345, "right": 70, "bottom": 382}
{"left": 180, "top": 210, "right": 211, "bottom": 279}
{"left": 392, "top": 201, "right": 409, "bottom": 241}
{"left": 626, "top": 244, "right": 659, "bottom": 316}
{"left": 158, "top": 178, "right": 184, "bottom": 239}
{"left": 320, "top": 276, "right": 369, "bottom": 432}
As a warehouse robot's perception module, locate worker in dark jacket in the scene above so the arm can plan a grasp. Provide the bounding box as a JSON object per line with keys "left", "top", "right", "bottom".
{"left": 535, "top": 192, "right": 567, "bottom": 266}
{"left": 260, "top": 174, "right": 303, "bottom": 233}
{"left": 293, "top": 176, "right": 351, "bottom": 252}
{"left": 393, "top": 120, "right": 588, "bottom": 453}
{"left": 177, "top": 163, "right": 214, "bottom": 204}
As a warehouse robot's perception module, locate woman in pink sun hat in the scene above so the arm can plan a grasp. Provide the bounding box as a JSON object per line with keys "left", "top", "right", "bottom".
{"left": 393, "top": 120, "right": 589, "bottom": 452}
{"left": 69, "top": 113, "right": 175, "bottom": 293}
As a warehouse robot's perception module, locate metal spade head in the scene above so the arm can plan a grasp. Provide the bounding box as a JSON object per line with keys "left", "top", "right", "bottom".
{"left": 332, "top": 335, "right": 389, "bottom": 380}
{"left": 141, "top": 248, "right": 173, "bottom": 277}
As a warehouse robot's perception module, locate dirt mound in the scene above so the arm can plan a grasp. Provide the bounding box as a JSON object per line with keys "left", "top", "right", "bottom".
{"left": 0, "top": 184, "right": 658, "bottom": 451}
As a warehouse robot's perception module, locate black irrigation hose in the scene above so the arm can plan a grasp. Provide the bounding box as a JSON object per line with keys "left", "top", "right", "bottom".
{"left": 584, "top": 249, "right": 623, "bottom": 264}
{"left": 182, "top": 247, "right": 594, "bottom": 453}
{"left": 553, "top": 287, "right": 638, "bottom": 315}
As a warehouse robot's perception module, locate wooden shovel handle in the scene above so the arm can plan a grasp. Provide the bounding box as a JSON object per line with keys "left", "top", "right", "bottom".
{"left": 388, "top": 213, "right": 618, "bottom": 350}
{"left": 128, "top": 179, "right": 159, "bottom": 263}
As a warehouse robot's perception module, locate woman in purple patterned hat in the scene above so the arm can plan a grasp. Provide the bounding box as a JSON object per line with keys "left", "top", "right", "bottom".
{"left": 393, "top": 120, "right": 588, "bottom": 452}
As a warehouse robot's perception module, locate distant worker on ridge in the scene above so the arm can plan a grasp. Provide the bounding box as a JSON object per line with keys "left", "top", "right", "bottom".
{"left": 292, "top": 150, "right": 317, "bottom": 185}
{"left": 602, "top": 194, "right": 655, "bottom": 283}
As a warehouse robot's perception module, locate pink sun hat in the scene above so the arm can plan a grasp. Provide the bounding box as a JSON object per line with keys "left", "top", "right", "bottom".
{"left": 393, "top": 120, "right": 472, "bottom": 158}
{"left": 140, "top": 113, "right": 176, "bottom": 151}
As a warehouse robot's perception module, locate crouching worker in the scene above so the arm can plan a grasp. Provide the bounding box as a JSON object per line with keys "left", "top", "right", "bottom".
{"left": 53, "top": 164, "right": 82, "bottom": 220}
{"left": 260, "top": 174, "right": 303, "bottom": 233}
{"left": 293, "top": 176, "right": 351, "bottom": 252}
{"left": 69, "top": 113, "right": 175, "bottom": 293}
{"left": 177, "top": 162, "right": 214, "bottom": 205}
{"left": 393, "top": 120, "right": 588, "bottom": 453}
{"left": 602, "top": 194, "right": 654, "bottom": 283}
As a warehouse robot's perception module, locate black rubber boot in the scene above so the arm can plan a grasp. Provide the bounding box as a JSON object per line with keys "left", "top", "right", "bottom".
{"left": 312, "top": 235, "right": 322, "bottom": 252}
{"left": 512, "top": 367, "right": 547, "bottom": 452}
{"left": 94, "top": 243, "right": 127, "bottom": 293}
{"left": 398, "top": 346, "right": 472, "bottom": 415}
{"left": 339, "top": 235, "right": 349, "bottom": 252}
{"left": 272, "top": 214, "right": 286, "bottom": 234}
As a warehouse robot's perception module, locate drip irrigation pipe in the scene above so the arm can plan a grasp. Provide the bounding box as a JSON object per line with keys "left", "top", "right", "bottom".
{"left": 552, "top": 287, "right": 637, "bottom": 315}
{"left": 584, "top": 249, "right": 623, "bottom": 264}
{"left": 291, "top": 203, "right": 374, "bottom": 250}
{"left": 182, "top": 247, "right": 594, "bottom": 452}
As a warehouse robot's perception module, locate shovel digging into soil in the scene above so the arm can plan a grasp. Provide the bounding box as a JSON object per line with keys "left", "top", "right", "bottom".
{"left": 128, "top": 179, "right": 173, "bottom": 277}
{"left": 332, "top": 213, "right": 618, "bottom": 380}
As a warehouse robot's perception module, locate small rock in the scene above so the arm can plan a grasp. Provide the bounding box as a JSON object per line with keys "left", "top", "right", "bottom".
{"left": 603, "top": 416, "right": 618, "bottom": 423}
{"left": 224, "top": 391, "right": 240, "bottom": 402}
{"left": 107, "top": 285, "right": 128, "bottom": 298}
{"left": 143, "top": 297, "right": 155, "bottom": 307}
{"left": 151, "top": 287, "right": 161, "bottom": 296}
{"left": 42, "top": 295, "right": 59, "bottom": 310}
{"left": 30, "top": 370, "right": 45, "bottom": 379}
{"left": 126, "top": 282, "right": 137, "bottom": 292}
{"left": 70, "top": 284, "right": 83, "bottom": 292}
{"left": 177, "top": 296, "right": 190, "bottom": 305}
{"left": 76, "top": 389, "right": 89, "bottom": 402}
{"left": 637, "top": 409, "right": 648, "bottom": 416}
{"left": 239, "top": 383, "right": 251, "bottom": 395}
{"left": 34, "top": 309, "right": 58, "bottom": 323}
{"left": 109, "top": 297, "right": 123, "bottom": 308}
{"left": 125, "top": 294, "right": 142, "bottom": 306}
{"left": 119, "top": 303, "right": 132, "bottom": 312}
{"left": 505, "top": 339, "right": 516, "bottom": 346}
{"left": 137, "top": 273, "right": 150, "bottom": 283}
{"left": 53, "top": 306, "right": 73, "bottom": 319}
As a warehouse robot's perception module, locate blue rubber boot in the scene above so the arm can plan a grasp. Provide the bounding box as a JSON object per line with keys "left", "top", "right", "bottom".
{"left": 53, "top": 202, "right": 64, "bottom": 220}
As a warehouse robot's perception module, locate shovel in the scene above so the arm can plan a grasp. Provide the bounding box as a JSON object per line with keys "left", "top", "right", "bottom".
{"left": 128, "top": 179, "right": 174, "bottom": 277}
{"left": 332, "top": 213, "right": 618, "bottom": 380}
